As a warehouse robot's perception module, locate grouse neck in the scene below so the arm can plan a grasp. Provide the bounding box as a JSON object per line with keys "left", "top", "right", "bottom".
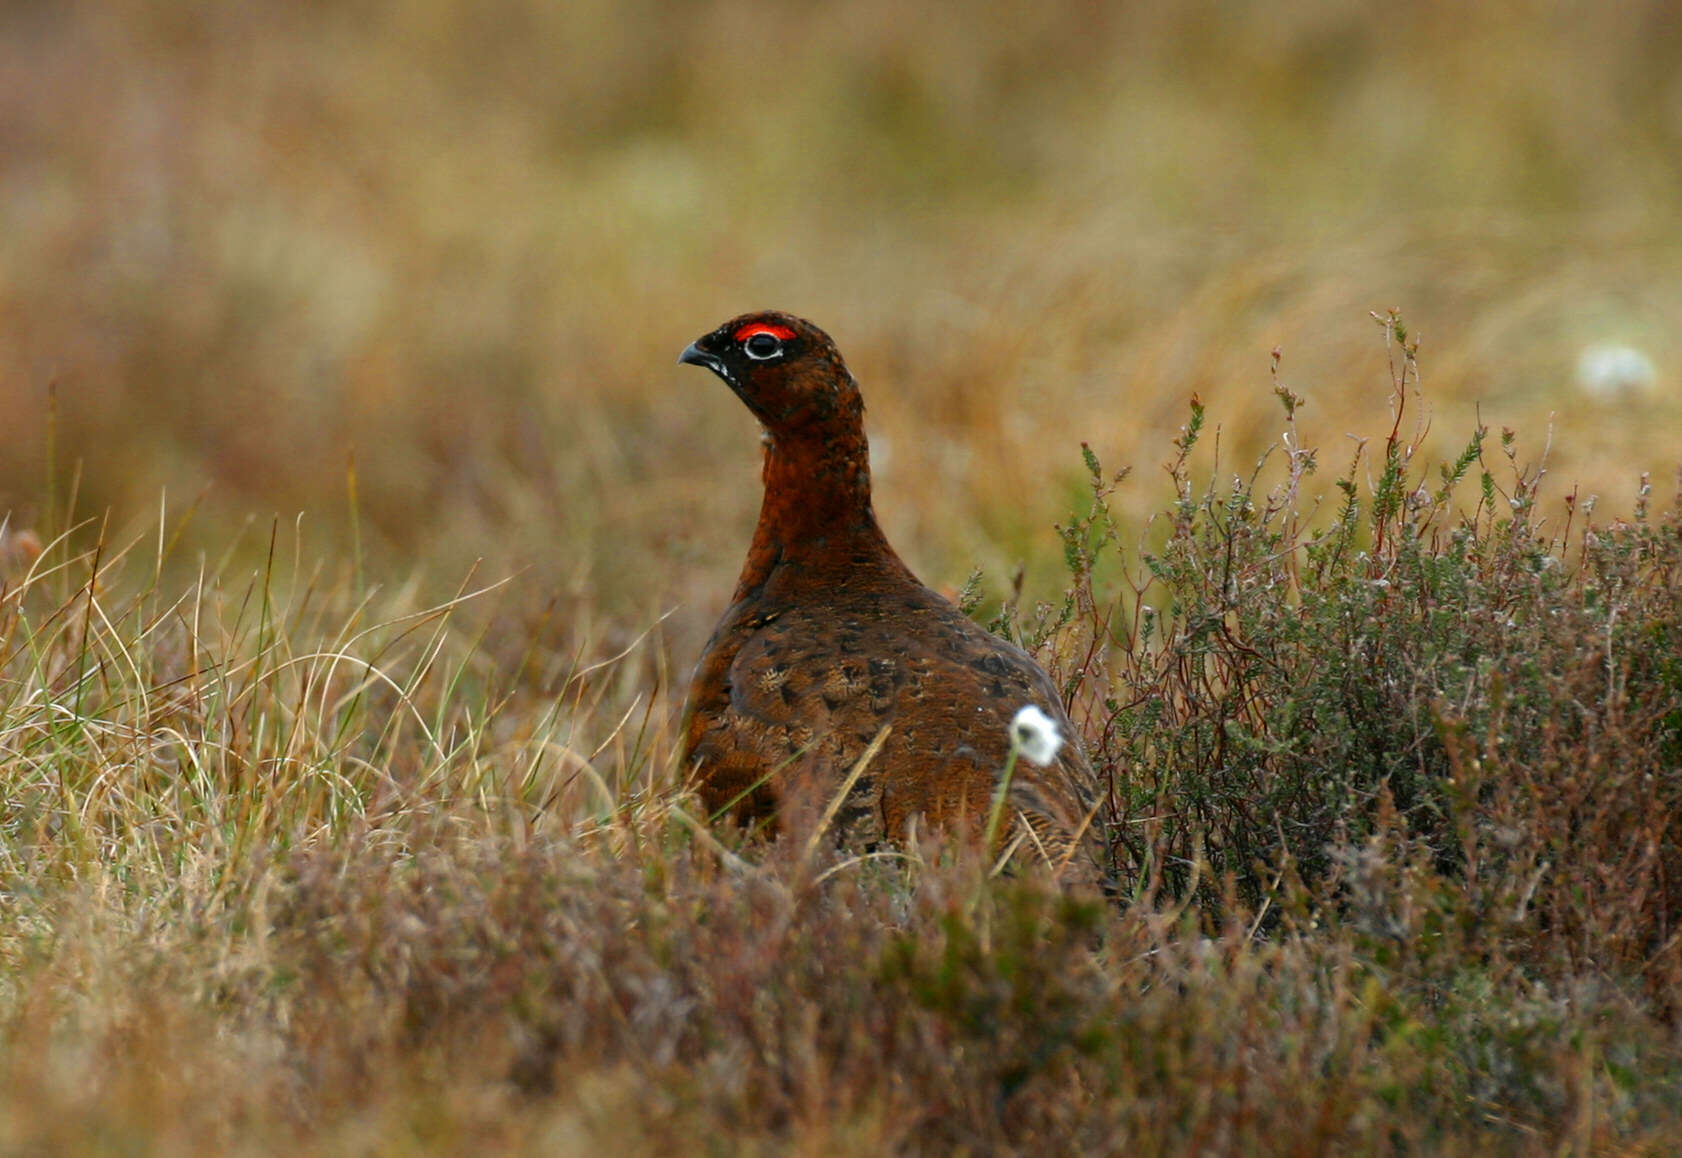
{"left": 734, "top": 428, "right": 894, "bottom": 595}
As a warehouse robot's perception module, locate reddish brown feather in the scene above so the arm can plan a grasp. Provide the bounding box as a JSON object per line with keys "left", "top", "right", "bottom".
{"left": 680, "top": 310, "right": 1104, "bottom": 884}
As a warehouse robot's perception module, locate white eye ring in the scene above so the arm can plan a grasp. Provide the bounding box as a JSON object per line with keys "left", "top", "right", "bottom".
{"left": 743, "top": 332, "right": 783, "bottom": 360}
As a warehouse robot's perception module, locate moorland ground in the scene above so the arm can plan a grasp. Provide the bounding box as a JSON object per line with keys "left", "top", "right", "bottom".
{"left": 3, "top": 3, "right": 1681, "bottom": 1153}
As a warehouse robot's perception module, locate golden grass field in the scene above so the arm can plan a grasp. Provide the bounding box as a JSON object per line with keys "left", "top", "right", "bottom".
{"left": 3, "top": 2, "right": 1682, "bottom": 1153}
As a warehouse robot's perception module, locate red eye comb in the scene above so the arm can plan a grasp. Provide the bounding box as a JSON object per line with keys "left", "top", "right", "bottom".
{"left": 733, "top": 322, "right": 796, "bottom": 343}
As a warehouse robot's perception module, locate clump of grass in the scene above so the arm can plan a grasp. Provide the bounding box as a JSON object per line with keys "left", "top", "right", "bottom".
{"left": 0, "top": 511, "right": 676, "bottom": 900}
{"left": 4, "top": 314, "right": 1682, "bottom": 1153}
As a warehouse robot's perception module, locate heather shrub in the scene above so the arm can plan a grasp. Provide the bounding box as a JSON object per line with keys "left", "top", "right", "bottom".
{"left": 1017, "top": 312, "right": 1682, "bottom": 985}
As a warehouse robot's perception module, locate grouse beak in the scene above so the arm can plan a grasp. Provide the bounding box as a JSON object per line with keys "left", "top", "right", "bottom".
{"left": 678, "top": 341, "right": 724, "bottom": 374}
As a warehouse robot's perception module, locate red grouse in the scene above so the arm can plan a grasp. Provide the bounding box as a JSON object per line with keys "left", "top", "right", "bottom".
{"left": 679, "top": 310, "right": 1103, "bottom": 882}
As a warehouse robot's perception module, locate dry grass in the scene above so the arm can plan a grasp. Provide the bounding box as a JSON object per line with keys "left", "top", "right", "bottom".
{"left": 3, "top": 2, "right": 1682, "bottom": 1153}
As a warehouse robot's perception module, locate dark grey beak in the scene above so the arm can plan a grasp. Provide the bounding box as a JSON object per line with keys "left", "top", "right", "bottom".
{"left": 678, "top": 341, "right": 722, "bottom": 372}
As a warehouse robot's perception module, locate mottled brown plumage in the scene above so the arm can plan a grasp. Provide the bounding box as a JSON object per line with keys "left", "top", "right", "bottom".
{"left": 679, "top": 311, "right": 1103, "bottom": 882}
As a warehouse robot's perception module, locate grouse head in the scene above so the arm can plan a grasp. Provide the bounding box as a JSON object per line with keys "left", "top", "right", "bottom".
{"left": 679, "top": 311, "right": 864, "bottom": 441}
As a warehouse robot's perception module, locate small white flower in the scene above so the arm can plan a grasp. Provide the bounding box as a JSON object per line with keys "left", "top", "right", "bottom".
{"left": 1009, "top": 704, "right": 1064, "bottom": 767}
{"left": 1576, "top": 344, "right": 1657, "bottom": 399}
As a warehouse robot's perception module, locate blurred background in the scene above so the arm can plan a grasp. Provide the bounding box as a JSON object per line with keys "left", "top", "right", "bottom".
{"left": 2, "top": 0, "right": 1679, "bottom": 662}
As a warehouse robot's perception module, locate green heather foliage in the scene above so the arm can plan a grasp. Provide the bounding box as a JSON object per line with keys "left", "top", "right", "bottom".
{"left": 1021, "top": 317, "right": 1682, "bottom": 975}
{"left": 3, "top": 318, "right": 1681, "bottom": 1154}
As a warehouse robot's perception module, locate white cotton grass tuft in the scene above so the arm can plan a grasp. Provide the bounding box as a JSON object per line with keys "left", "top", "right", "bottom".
{"left": 1576, "top": 343, "right": 1657, "bottom": 399}
{"left": 1009, "top": 704, "right": 1064, "bottom": 767}
{"left": 984, "top": 704, "right": 1067, "bottom": 859}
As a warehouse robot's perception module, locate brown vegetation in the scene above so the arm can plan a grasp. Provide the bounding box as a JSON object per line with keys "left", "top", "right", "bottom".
{"left": 3, "top": 2, "right": 1682, "bottom": 1153}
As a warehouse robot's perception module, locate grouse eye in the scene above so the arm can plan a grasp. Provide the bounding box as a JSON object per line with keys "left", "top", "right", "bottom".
{"left": 743, "top": 332, "right": 783, "bottom": 360}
